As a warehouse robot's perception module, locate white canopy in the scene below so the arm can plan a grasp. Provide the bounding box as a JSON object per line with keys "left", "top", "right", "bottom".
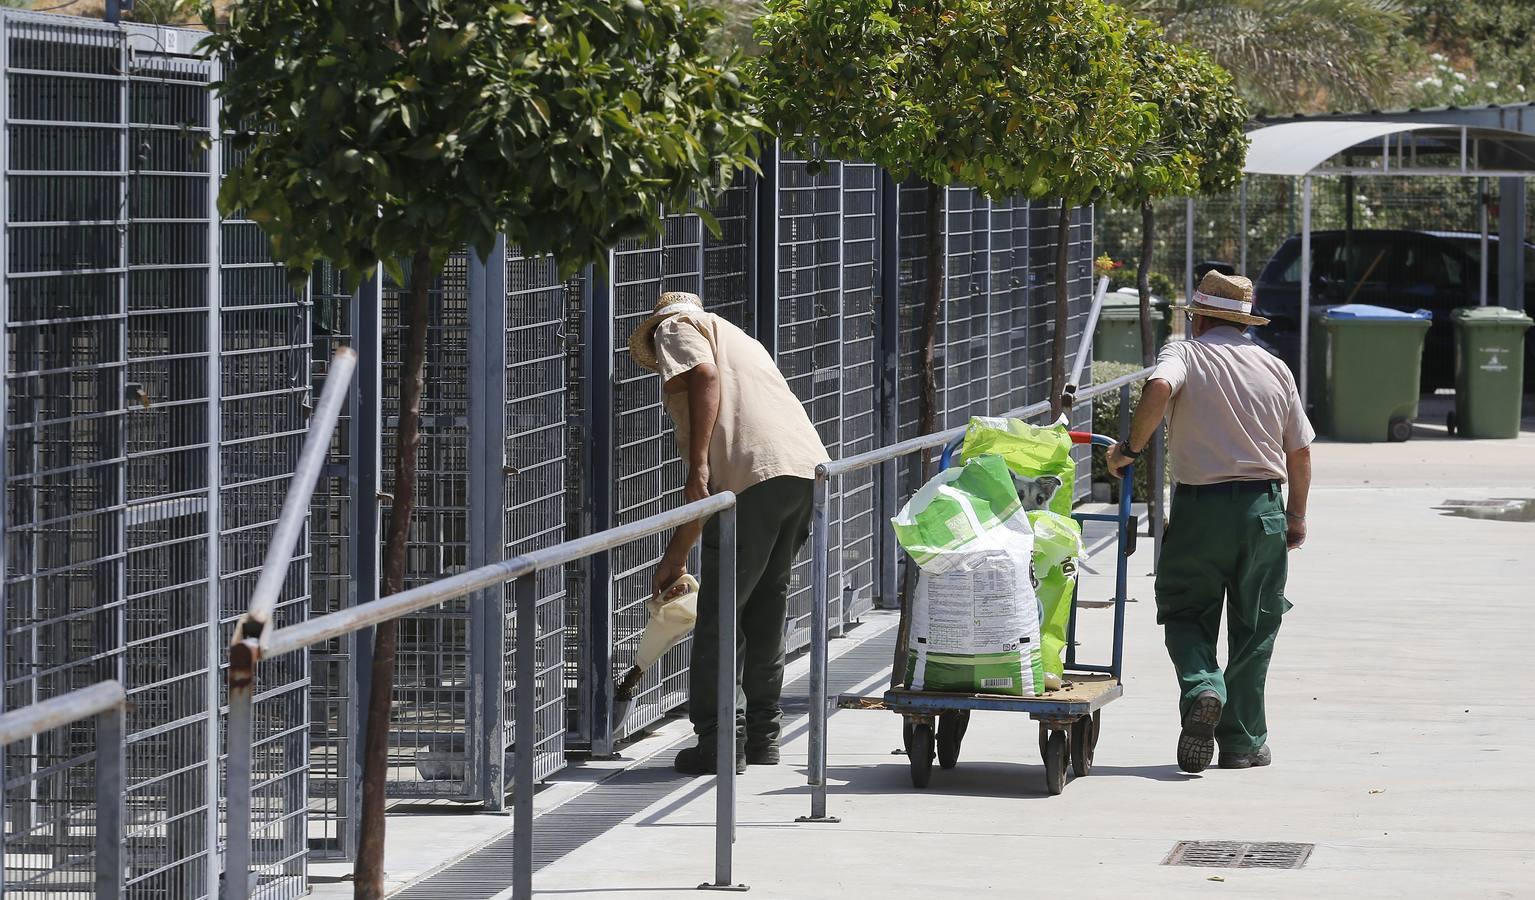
{"left": 1243, "top": 120, "right": 1535, "bottom": 177}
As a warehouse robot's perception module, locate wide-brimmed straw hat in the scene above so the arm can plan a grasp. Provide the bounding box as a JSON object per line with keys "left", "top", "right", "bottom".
{"left": 628, "top": 291, "right": 706, "bottom": 372}
{"left": 1173, "top": 271, "right": 1269, "bottom": 327}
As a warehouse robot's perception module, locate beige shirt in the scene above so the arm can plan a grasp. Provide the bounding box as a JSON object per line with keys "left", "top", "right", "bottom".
{"left": 1151, "top": 327, "right": 1314, "bottom": 485}
{"left": 653, "top": 312, "right": 829, "bottom": 495}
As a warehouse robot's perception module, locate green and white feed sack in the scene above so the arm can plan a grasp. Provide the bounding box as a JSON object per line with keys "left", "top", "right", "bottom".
{"left": 892, "top": 455, "right": 1046, "bottom": 697}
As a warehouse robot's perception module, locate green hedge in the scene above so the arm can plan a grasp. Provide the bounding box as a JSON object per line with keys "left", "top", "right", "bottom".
{"left": 1090, "top": 361, "right": 1169, "bottom": 502}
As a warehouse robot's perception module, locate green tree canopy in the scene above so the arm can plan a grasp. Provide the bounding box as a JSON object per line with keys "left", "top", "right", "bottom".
{"left": 206, "top": 0, "right": 762, "bottom": 285}
{"left": 755, "top": 0, "right": 1152, "bottom": 424}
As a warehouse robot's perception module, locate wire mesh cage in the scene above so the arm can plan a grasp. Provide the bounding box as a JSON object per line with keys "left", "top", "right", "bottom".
{"left": 2, "top": 11, "right": 309, "bottom": 898}
{"left": 2, "top": 716, "right": 105, "bottom": 896}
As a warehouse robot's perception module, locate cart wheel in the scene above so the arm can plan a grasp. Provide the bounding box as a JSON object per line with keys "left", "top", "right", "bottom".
{"left": 1071, "top": 711, "right": 1100, "bottom": 778}
{"left": 1446, "top": 410, "right": 1458, "bottom": 437}
{"left": 1388, "top": 416, "right": 1413, "bottom": 443}
{"left": 1044, "top": 729, "right": 1068, "bottom": 795}
{"left": 937, "top": 711, "right": 970, "bottom": 770}
{"left": 906, "top": 722, "right": 936, "bottom": 788}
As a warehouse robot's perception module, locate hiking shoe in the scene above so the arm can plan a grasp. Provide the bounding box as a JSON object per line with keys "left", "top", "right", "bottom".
{"left": 1177, "top": 691, "right": 1223, "bottom": 774}
{"left": 746, "top": 743, "right": 780, "bottom": 766}
{"left": 1219, "top": 745, "right": 1273, "bottom": 769}
{"left": 673, "top": 743, "right": 746, "bottom": 776}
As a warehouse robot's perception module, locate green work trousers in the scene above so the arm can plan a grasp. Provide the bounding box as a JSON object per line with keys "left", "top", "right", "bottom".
{"left": 1154, "top": 483, "right": 1293, "bottom": 754}
{"left": 690, "top": 475, "right": 814, "bottom": 749}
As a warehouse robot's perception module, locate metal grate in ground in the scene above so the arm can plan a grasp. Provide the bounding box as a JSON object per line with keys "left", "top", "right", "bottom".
{"left": 393, "top": 626, "right": 893, "bottom": 899}
{"left": 1163, "top": 841, "right": 1315, "bottom": 870}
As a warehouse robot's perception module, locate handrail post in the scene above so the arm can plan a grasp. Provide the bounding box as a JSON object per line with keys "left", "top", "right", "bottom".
{"left": 224, "top": 641, "right": 258, "bottom": 900}
{"left": 94, "top": 701, "right": 125, "bottom": 898}
{"left": 702, "top": 503, "right": 745, "bottom": 891}
{"left": 799, "top": 472, "right": 838, "bottom": 824}
{"left": 512, "top": 574, "right": 537, "bottom": 900}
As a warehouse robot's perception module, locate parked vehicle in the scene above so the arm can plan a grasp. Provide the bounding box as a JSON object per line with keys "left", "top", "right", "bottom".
{"left": 1250, "top": 229, "right": 1535, "bottom": 390}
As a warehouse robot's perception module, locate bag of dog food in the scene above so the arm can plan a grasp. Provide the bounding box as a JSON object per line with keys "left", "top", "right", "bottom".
{"left": 892, "top": 455, "right": 1045, "bottom": 697}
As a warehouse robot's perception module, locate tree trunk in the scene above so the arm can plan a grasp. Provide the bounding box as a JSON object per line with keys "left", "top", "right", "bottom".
{"left": 354, "top": 247, "right": 434, "bottom": 900}
{"left": 1050, "top": 204, "right": 1072, "bottom": 419}
{"left": 1138, "top": 201, "right": 1156, "bottom": 368}
{"left": 918, "top": 183, "right": 945, "bottom": 453}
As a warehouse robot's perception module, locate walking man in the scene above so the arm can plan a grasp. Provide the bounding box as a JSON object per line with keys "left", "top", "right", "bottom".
{"left": 1108, "top": 270, "right": 1313, "bottom": 773}
{"left": 629, "top": 291, "right": 829, "bottom": 774}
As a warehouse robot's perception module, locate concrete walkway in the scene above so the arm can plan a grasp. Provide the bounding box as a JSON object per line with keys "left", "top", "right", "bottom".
{"left": 351, "top": 423, "right": 1534, "bottom": 899}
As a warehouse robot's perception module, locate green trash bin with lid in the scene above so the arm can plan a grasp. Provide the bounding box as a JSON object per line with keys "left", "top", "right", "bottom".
{"left": 1450, "top": 306, "right": 1532, "bottom": 439}
{"left": 1094, "top": 289, "right": 1169, "bottom": 365}
{"left": 1314, "top": 305, "right": 1433, "bottom": 442}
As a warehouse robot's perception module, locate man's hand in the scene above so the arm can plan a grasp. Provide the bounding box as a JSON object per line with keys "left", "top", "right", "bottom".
{"left": 1286, "top": 513, "right": 1307, "bottom": 551}
{"left": 684, "top": 464, "right": 711, "bottom": 504}
{"left": 1106, "top": 444, "right": 1134, "bottom": 479}
{"left": 653, "top": 550, "right": 688, "bottom": 599}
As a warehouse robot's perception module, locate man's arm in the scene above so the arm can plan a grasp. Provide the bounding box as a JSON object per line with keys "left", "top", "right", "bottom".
{"left": 654, "top": 362, "right": 721, "bottom": 594}
{"left": 1284, "top": 445, "right": 1311, "bottom": 550}
{"left": 1106, "top": 378, "right": 1173, "bottom": 478}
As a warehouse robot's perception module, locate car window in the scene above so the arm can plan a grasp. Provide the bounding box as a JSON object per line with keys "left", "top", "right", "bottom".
{"left": 1399, "top": 242, "right": 1465, "bottom": 290}
{"left": 1273, "top": 238, "right": 1336, "bottom": 284}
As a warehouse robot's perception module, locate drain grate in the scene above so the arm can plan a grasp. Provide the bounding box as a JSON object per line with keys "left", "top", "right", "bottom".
{"left": 1163, "top": 841, "right": 1313, "bottom": 870}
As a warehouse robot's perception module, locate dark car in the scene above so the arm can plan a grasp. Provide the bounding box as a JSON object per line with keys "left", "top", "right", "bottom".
{"left": 1250, "top": 229, "right": 1535, "bottom": 390}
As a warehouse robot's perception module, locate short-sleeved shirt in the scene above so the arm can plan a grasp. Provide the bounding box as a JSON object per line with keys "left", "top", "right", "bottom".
{"left": 1150, "top": 326, "right": 1315, "bottom": 485}
{"left": 652, "top": 312, "right": 829, "bottom": 495}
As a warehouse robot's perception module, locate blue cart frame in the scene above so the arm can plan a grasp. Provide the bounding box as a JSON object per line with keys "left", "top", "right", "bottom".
{"left": 838, "top": 431, "right": 1136, "bottom": 795}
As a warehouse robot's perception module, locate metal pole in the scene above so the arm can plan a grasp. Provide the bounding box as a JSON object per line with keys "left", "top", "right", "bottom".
{"left": 799, "top": 475, "right": 837, "bottom": 823}
{"left": 1111, "top": 463, "right": 1132, "bottom": 679}
{"left": 703, "top": 504, "right": 745, "bottom": 891}
{"left": 512, "top": 574, "right": 538, "bottom": 900}
{"left": 1184, "top": 198, "right": 1195, "bottom": 305}
{"left": 348, "top": 268, "right": 384, "bottom": 859}
{"left": 1239, "top": 178, "right": 1249, "bottom": 275}
{"left": 244, "top": 349, "right": 357, "bottom": 626}
{"left": 876, "top": 172, "right": 901, "bottom": 610}
{"left": 586, "top": 258, "right": 617, "bottom": 756}
{"left": 95, "top": 703, "right": 125, "bottom": 898}
{"left": 470, "top": 238, "right": 511, "bottom": 807}
{"left": 224, "top": 666, "right": 257, "bottom": 900}
{"left": 1300, "top": 177, "right": 1313, "bottom": 408}
{"left": 1479, "top": 177, "right": 1491, "bottom": 306}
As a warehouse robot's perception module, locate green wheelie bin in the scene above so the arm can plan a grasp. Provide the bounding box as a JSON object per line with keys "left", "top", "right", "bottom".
{"left": 1313, "top": 305, "right": 1433, "bottom": 442}
{"left": 1094, "top": 289, "right": 1169, "bottom": 365}
{"left": 1449, "top": 306, "right": 1532, "bottom": 439}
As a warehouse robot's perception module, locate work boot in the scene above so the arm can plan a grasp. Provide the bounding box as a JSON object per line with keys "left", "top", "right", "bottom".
{"left": 673, "top": 742, "right": 747, "bottom": 776}
{"left": 746, "top": 742, "right": 780, "bottom": 766}
{"left": 1218, "top": 745, "right": 1273, "bottom": 769}
{"left": 1177, "top": 691, "right": 1223, "bottom": 774}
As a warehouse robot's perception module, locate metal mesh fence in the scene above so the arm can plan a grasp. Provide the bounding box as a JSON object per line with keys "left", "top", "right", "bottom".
{"left": 2, "top": 9, "right": 1105, "bottom": 871}
{"left": 2, "top": 12, "right": 307, "bottom": 898}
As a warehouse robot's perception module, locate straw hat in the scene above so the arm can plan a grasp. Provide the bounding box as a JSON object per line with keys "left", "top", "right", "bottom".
{"left": 627, "top": 291, "right": 706, "bottom": 372}
{"left": 1173, "top": 270, "right": 1269, "bottom": 327}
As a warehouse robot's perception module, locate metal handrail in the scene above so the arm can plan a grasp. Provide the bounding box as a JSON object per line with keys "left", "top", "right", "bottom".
{"left": 224, "top": 485, "right": 744, "bottom": 899}
{"left": 801, "top": 366, "right": 1162, "bottom": 822}
{"left": 0, "top": 681, "right": 127, "bottom": 897}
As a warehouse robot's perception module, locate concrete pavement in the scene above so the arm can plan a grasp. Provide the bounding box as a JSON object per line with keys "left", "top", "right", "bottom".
{"left": 354, "top": 424, "right": 1534, "bottom": 899}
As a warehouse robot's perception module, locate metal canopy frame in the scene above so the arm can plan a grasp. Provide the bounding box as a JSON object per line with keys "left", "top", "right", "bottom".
{"left": 1191, "top": 120, "right": 1535, "bottom": 405}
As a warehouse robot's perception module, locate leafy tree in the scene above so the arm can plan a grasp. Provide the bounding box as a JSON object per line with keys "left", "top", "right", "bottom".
{"left": 204, "top": 2, "right": 759, "bottom": 896}
{"left": 1111, "top": 22, "right": 1247, "bottom": 367}
{"left": 1115, "top": 0, "right": 1407, "bottom": 114}
{"left": 1404, "top": 1, "right": 1535, "bottom": 104}
{"left": 755, "top": 0, "right": 1150, "bottom": 430}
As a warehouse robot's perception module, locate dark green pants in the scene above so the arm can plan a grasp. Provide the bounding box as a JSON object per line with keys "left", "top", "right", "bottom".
{"left": 1154, "top": 484, "right": 1293, "bottom": 754}
{"left": 691, "top": 475, "right": 814, "bottom": 747}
